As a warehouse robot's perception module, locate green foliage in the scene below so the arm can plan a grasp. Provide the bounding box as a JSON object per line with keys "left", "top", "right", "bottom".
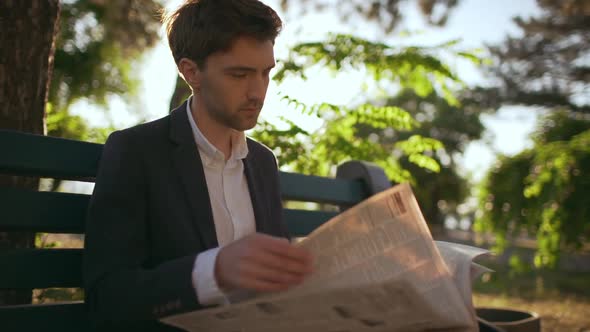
{"left": 51, "top": 0, "right": 161, "bottom": 111}
{"left": 253, "top": 106, "right": 416, "bottom": 182}
{"left": 371, "top": 89, "right": 486, "bottom": 225}
{"left": 508, "top": 254, "right": 530, "bottom": 276}
{"left": 35, "top": 233, "right": 61, "bottom": 249}
{"left": 48, "top": 0, "right": 161, "bottom": 142}
{"left": 254, "top": 34, "right": 478, "bottom": 189}
{"left": 474, "top": 0, "right": 590, "bottom": 269}
{"left": 46, "top": 103, "right": 114, "bottom": 143}
{"left": 476, "top": 111, "right": 590, "bottom": 268}
{"left": 274, "top": 34, "right": 465, "bottom": 107}
{"left": 35, "top": 288, "right": 84, "bottom": 304}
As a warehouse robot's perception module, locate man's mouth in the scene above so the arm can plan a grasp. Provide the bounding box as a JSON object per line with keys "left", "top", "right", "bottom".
{"left": 241, "top": 107, "right": 259, "bottom": 112}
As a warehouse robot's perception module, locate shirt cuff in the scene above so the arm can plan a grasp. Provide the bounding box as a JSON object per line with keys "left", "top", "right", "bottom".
{"left": 192, "top": 247, "right": 229, "bottom": 306}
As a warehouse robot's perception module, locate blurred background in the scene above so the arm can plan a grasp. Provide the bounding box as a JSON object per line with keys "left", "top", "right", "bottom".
{"left": 3, "top": 0, "right": 589, "bottom": 330}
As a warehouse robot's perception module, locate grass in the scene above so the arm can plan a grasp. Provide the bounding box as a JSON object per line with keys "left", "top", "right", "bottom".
{"left": 474, "top": 294, "right": 590, "bottom": 332}
{"left": 472, "top": 260, "right": 590, "bottom": 331}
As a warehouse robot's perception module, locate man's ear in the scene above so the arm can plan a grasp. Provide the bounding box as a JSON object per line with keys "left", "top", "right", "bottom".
{"left": 178, "top": 58, "right": 202, "bottom": 91}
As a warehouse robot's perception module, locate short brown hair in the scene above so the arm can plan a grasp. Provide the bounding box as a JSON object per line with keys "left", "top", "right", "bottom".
{"left": 163, "top": 0, "right": 282, "bottom": 68}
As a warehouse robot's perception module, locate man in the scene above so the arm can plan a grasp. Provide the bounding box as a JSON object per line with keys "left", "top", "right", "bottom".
{"left": 83, "top": 0, "right": 313, "bottom": 330}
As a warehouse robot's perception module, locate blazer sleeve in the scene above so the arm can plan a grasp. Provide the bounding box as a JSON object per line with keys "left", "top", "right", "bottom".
{"left": 83, "top": 130, "right": 202, "bottom": 327}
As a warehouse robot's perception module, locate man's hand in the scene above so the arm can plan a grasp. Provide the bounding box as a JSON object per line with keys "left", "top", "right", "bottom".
{"left": 215, "top": 233, "right": 314, "bottom": 292}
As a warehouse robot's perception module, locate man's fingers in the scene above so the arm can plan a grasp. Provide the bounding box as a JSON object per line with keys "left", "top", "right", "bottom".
{"left": 249, "top": 249, "right": 313, "bottom": 276}
{"left": 239, "top": 261, "right": 306, "bottom": 287}
{"left": 253, "top": 234, "right": 314, "bottom": 268}
{"left": 239, "top": 277, "right": 291, "bottom": 292}
{"left": 216, "top": 233, "right": 315, "bottom": 293}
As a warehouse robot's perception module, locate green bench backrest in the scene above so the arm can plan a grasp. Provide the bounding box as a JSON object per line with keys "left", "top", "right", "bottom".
{"left": 0, "top": 130, "right": 369, "bottom": 331}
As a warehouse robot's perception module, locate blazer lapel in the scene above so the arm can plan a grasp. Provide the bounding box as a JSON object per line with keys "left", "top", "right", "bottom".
{"left": 169, "top": 101, "right": 218, "bottom": 249}
{"left": 244, "top": 141, "right": 271, "bottom": 234}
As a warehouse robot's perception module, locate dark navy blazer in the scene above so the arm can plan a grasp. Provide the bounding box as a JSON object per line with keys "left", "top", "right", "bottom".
{"left": 83, "top": 101, "right": 287, "bottom": 331}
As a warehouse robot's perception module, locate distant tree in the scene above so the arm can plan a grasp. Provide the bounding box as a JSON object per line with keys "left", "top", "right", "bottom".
{"left": 476, "top": 0, "right": 590, "bottom": 268}
{"left": 470, "top": 0, "right": 590, "bottom": 114}
{"left": 49, "top": 0, "right": 162, "bottom": 142}
{"left": 0, "top": 0, "right": 60, "bottom": 305}
{"left": 369, "top": 89, "right": 485, "bottom": 228}
{"left": 477, "top": 112, "right": 590, "bottom": 268}
{"left": 279, "top": 0, "right": 461, "bottom": 33}
{"left": 42, "top": 0, "right": 163, "bottom": 194}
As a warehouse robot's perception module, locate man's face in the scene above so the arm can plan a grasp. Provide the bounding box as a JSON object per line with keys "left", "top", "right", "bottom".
{"left": 197, "top": 36, "right": 275, "bottom": 132}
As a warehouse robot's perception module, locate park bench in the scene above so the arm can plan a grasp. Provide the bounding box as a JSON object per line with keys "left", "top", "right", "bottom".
{"left": 0, "top": 129, "right": 390, "bottom": 331}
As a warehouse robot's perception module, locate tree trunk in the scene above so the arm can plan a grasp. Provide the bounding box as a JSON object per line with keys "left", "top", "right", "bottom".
{"left": 0, "top": 0, "right": 60, "bottom": 305}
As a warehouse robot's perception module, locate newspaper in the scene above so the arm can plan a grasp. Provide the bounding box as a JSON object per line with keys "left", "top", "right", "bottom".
{"left": 161, "top": 183, "right": 490, "bottom": 332}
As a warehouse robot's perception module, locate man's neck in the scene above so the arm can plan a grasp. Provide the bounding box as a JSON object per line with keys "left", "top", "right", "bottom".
{"left": 191, "top": 98, "right": 233, "bottom": 160}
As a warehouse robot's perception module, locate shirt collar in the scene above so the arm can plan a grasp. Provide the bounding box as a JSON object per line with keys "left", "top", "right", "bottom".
{"left": 186, "top": 98, "right": 249, "bottom": 166}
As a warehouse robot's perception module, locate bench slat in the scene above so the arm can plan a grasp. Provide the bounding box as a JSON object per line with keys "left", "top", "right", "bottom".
{"left": 0, "top": 187, "right": 341, "bottom": 235}
{"left": 0, "top": 302, "right": 89, "bottom": 332}
{"left": 0, "top": 249, "right": 82, "bottom": 289}
{"left": 280, "top": 172, "right": 366, "bottom": 205}
{"left": 0, "top": 208, "right": 333, "bottom": 289}
{"left": 0, "top": 130, "right": 102, "bottom": 180}
{"left": 284, "top": 208, "right": 337, "bottom": 237}
{"left": 0, "top": 131, "right": 366, "bottom": 204}
{"left": 0, "top": 188, "right": 88, "bottom": 233}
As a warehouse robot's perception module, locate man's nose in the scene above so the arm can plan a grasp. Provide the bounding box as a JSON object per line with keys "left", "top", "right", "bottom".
{"left": 247, "top": 75, "right": 267, "bottom": 101}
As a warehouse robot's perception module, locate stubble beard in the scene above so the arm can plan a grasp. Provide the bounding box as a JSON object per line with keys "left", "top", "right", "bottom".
{"left": 207, "top": 104, "right": 261, "bottom": 132}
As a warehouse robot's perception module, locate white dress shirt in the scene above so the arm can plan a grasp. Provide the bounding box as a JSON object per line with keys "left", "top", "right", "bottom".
{"left": 187, "top": 101, "right": 257, "bottom": 306}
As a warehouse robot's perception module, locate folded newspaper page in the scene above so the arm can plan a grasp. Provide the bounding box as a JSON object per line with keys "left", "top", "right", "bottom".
{"left": 161, "top": 183, "right": 490, "bottom": 332}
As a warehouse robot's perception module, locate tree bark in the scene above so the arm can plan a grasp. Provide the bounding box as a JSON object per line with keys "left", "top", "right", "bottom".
{"left": 0, "top": 0, "right": 60, "bottom": 305}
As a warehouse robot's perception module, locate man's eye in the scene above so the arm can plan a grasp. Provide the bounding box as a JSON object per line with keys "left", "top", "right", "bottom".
{"left": 230, "top": 72, "right": 247, "bottom": 78}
